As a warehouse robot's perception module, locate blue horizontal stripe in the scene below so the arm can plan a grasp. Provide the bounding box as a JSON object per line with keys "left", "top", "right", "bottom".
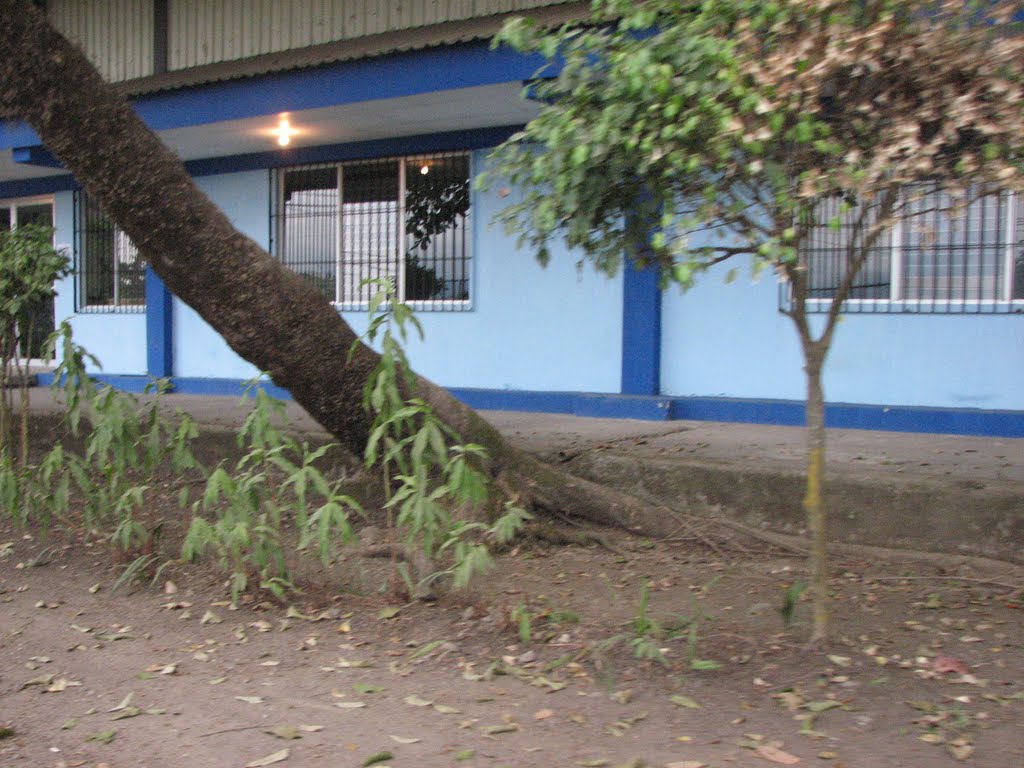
{"left": 34, "top": 376, "right": 1024, "bottom": 437}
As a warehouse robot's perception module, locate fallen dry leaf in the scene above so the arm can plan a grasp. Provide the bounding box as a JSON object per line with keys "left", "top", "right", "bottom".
{"left": 45, "top": 678, "right": 82, "bottom": 693}
{"left": 933, "top": 655, "right": 968, "bottom": 675}
{"left": 755, "top": 745, "right": 801, "bottom": 764}
{"left": 388, "top": 734, "right": 421, "bottom": 744}
{"left": 266, "top": 724, "right": 302, "bottom": 740}
{"left": 245, "top": 748, "right": 290, "bottom": 767}
{"left": 670, "top": 694, "right": 701, "bottom": 709}
{"left": 948, "top": 743, "right": 974, "bottom": 761}
{"left": 534, "top": 708, "right": 555, "bottom": 720}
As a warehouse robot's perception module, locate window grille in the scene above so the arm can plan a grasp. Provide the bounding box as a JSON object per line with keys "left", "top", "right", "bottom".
{"left": 782, "top": 188, "right": 1024, "bottom": 314}
{"left": 73, "top": 191, "right": 145, "bottom": 312}
{"left": 271, "top": 152, "right": 472, "bottom": 310}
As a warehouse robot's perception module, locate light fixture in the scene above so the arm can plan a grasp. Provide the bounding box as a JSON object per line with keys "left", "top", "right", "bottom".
{"left": 271, "top": 114, "right": 299, "bottom": 147}
{"left": 419, "top": 164, "right": 430, "bottom": 175}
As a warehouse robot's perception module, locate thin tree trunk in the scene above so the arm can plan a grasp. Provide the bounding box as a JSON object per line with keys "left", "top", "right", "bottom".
{"left": 0, "top": 0, "right": 685, "bottom": 535}
{"left": 18, "top": 317, "right": 33, "bottom": 465}
{"left": 803, "top": 350, "right": 829, "bottom": 643}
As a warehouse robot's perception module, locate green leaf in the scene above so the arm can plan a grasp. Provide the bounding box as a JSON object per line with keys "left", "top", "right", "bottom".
{"left": 362, "top": 751, "right": 393, "bottom": 766}
{"left": 352, "top": 684, "right": 385, "bottom": 695}
{"left": 690, "top": 659, "right": 722, "bottom": 671}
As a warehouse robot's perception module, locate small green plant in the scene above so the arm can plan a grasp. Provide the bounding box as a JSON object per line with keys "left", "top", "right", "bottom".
{"left": 0, "top": 323, "right": 202, "bottom": 559}
{"left": 354, "top": 278, "right": 529, "bottom": 595}
{"left": 512, "top": 601, "right": 534, "bottom": 645}
{"left": 597, "top": 578, "right": 722, "bottom": 669}
{"left": 780, "top": 580, "right": 808, "bottom": 628}
{"left": 683, "top": 575, "right": 722, "bottom": 671}
{"left": 0, "top": 225, "right": 71, "bottom": 464}
{"left": 629, "top": 583, "right": 669, "bottom": 664}
{"left": 183, "top": 380, "right": 361, "bottom": 601}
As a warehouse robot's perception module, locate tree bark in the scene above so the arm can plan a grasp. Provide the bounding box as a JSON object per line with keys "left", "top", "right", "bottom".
{"left": 802, "top": 350, "right": 829, "bottom": 643}
{"left": 0, "top": 0, "right": 688, "bottom": 536}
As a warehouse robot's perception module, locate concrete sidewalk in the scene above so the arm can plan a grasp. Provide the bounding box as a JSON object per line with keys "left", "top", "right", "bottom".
{"left": 27, "top": 388, "right": 1024, "bottom": 563}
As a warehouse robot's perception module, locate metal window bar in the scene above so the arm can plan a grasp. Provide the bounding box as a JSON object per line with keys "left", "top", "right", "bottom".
{"left": 73, "top": 191, "right": 145, "bottom": 313}
{"left": 782, "top": 188, "right": 1023, "bottom": 315}
{"left": 271, "top": 152, "right": 472, "bottom": 311}
{"left": 273, "top": 164, "right": 339, "bottom": 302}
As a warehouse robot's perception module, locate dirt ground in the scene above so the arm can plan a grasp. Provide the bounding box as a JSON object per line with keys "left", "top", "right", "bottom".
{"left": 2, "top": 520, "right": 1022, "bottom": 768}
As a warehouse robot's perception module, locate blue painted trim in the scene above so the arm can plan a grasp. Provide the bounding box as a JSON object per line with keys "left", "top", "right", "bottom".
{"left": 184, "top": 125, "right": 523, "bottom": 178}
{"left": 0, "top": 125, "right": 522, "bottom": 200}
{"left": 144, "top": 266, "right": 173, "bottom": 378}
{"left": 168, "top": 377, "right": 292, "bottom": 401}
{"left": 0, "top": 40, "right": 551, "bottom": 149}
{"left": 28, "top": 376, "right": 1024, "bottom": 437}
{"left": 0, "top": 175, "right": 75, "bottom": 199}
{"left": 36, "top": 372, "right": 169, "bottom": 394}
{"left": 667, "top": 397, "right": 1024, "bottom": 438}
{"left": 620, "top": 261, "right": 662, "bottom": 395}
{"left": 12, "top": 145, "right": 62, "bottom": 168}
{"left": 36, "top": 372, "right": 291, "bottom": 400}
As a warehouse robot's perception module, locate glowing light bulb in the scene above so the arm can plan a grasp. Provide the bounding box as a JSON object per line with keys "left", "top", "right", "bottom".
{"left": 420, "top": 164, "right": 430, "bottom": 175}
{"left": 271, "top": 115, "right": 298, "bottom": 147}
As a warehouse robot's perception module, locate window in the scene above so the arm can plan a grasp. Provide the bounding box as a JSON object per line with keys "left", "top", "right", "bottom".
{"left": 73, "top": 191, "right": 145, "bottom": 312}
{"left": 271, "top": 152, "right": 472, "bottom": 310}
{"left": 0, "top": 196, "right": 56, "bottom": 359}
{"left": 788, "top": 188, "right": 1023, "bottom": 313}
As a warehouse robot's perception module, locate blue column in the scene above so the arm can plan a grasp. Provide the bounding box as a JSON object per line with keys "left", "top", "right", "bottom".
{"left": 620, "top": 260, "right": 662, "bottom": 395}
{"left": 145, "top": 265, "right": 174, "bottom": 379}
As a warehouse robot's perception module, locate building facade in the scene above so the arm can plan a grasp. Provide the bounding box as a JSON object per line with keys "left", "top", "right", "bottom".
{"left": 0, "top": 0, "right": 1021, "bottom": 436}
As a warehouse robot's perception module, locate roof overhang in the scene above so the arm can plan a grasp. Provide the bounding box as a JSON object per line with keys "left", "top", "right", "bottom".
{"left": 0, "top": 36, "right": 552, "bottom": 196}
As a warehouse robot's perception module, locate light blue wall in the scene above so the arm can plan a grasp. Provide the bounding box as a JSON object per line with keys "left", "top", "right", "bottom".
{"left": 343, "top": 151, "right": 623, "bottom": 392}
{"left": 52, "top": 191, "right": 148, "bottom": 374}
{"left": 172, "top": 171, "right": 267, "bottom": 381}
{"left": 173, "top": 153, "right": 624, "bottom": 393}
{"left": 661, "top": 261, "right": 1024, "bottom": 411}
{"left": 49, "top": 164, "right": 1024, "bottom": 413}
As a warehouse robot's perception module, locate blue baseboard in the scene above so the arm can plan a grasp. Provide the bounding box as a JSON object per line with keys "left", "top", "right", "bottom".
{"left": 667, "top": 396, "right": 1024, "bottom": 437}
{"left": 450, "top": 388, "right": 673, "bottom": 420}
{"left": 32, "top": 374, "right": 1024, "bottom": 437}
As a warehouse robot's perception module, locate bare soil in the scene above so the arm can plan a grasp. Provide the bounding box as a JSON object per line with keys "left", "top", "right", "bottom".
{"left": 2, "top": 517, "right": 1022, "bottom": 768}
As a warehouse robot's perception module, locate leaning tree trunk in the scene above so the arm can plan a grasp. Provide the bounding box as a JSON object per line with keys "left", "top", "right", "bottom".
{"left": 0, "top": 0, "right": 685, "bottom": 536}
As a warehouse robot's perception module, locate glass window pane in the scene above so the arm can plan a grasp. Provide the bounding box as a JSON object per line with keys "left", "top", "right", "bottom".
{"left": 16, "top": 203, "right": 52, "bottom": 229}
{"left": 340, "top": 159, "right": 400, "bottom": 305}
{"left": 901, "top": 189, "right": 1006, "bottom": 302}
{"left": 405, "top": 154, "right": 471, "bottom": 301}
{"left": 281, "top": 165, "right": 338, "bottom": 301}
{"left": 802, "top": 194, "right": 891, "bottom": 301}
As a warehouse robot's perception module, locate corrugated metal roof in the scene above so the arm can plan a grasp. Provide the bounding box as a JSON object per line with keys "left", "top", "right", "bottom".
{"left": 115, "top": 2, "right": 589, "bottom": 98}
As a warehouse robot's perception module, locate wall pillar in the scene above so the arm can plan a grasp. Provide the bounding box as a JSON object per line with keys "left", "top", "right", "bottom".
{"left": 145, "top": 266, "right": 173, "bottom": 379}
{"left": 620, "top": 261, "right": 662, "bottom": 395}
